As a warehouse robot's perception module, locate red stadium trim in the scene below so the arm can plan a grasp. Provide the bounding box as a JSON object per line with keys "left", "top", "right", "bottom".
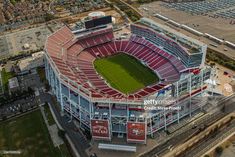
{"left": 45, "top": 26, "right": 188, "bottom": 102}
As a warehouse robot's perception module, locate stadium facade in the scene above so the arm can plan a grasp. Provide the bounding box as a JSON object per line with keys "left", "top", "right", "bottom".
{"left": 45, "top": 18, "right": 211, "bottom": 143}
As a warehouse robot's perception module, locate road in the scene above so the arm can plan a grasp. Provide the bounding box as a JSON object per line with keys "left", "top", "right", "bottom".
{"left": 184, "top": 121, "right": 235, "bottom": 157}
{"left": 140, "top": 94, "right": 235, "bottom": 157}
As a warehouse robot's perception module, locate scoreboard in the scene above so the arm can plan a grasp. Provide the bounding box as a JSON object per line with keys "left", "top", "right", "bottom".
{"left": 85, "top": 16, "right": 112, "bottom": 29}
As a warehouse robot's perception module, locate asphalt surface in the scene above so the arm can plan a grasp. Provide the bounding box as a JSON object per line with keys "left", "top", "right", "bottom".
{"left": 179, "top": 119, "right": 235, "bottom": 157}
{"left": 0, "top": 95, "right": 38, "bottom": 118}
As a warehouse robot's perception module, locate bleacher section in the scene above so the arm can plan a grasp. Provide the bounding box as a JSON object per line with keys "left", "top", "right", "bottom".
{"left": 46, "top": 25, "right": 189, "bottom": 101}
{"left": 85, "top": 39, "right": 183, "bottom": 81}
{"left": 77, "top": 28, "right": 114, "bottom": 48}
{"left": 131, "top": 24, "right": 203, "bottom": 68}
{"left": 45, "top": 23, "right": 211, "bottom": 140}
{"left": 130, "top": 35, "right": 186, "bottom": 72}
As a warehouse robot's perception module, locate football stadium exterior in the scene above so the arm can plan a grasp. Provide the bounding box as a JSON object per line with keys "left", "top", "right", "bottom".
{"left": 45, "top": 18, "right": 211, "bottom": 143}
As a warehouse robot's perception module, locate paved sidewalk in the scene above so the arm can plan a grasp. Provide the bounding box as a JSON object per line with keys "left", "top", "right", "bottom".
{"left": 47, "top": 101, "right": 85, "bottom": 157}
{"left": 40, "top": 106, "right": 64, "bottom": 147}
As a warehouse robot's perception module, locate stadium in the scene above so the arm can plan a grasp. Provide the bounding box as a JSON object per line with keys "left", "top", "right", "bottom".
{"left": 45, "top": 17, "right": 211, "bottom": 143}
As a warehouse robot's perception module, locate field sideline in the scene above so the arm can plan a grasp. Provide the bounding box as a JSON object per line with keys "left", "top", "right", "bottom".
{"left": 94, "top": 53, "right": 159, "bottom": 94}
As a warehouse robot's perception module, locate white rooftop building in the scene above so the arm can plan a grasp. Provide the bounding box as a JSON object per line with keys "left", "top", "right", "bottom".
{"left": 18, "top": 51, "right": 44, "bottom": 72}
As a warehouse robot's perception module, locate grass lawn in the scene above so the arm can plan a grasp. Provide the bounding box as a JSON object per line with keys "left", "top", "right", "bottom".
{"left": 0, "top": 83, "right": 3, "bottom": 94}
{"left": 94, "top": 53, "right": 159, "bottom": 94}
{"left": 44, "top": 104, "right": 56, "bottom": 126}
{"left": 0, "top": 110, "right": 71, "bottom": 157}
{"left": 58, "top": 144, "right": 72, "bottom": 157}
{"left": 1, "top": 68, "right": 15, "bottom": 92}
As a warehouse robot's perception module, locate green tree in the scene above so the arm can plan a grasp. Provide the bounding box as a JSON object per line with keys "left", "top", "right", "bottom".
{"left": 58, "top": 129, "right": 66, "bottom": 140}
{"left": 28, "top": 87, "right": 34, "bottom": 94}
{"left": 215, "top": 146, "right": 223, "bottom": 155}
{"left": 45, "top": 13, "right": 54, "bottom": 21}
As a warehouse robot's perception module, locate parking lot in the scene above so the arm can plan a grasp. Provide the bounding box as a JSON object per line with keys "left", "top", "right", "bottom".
{"left": 0, "top": 36, "right": 10, "bottom": 58}
{"left": 139, "top": 1, "right": 235, "bottom": 43}
{"left": 163, "top": 0, "right": 235, "bottom": 19}
{"left": 18, "top": 69, "right": 44, "bottom": 91}
{"left": 0, "top": 22, "right": 62, "bottom": 59}
{"left": 138, "top": 2, "right": 235, "bottom": 61}
{"left": 0, "top": 25, "right": 50, "bottom": 58}
{"left": 0, "top": 95, "right": 38, "bottom": 119}
{"left": 0, "top": 68, "right": 46, "bottom": 119}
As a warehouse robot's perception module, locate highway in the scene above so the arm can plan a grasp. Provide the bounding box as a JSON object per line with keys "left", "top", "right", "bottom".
{"left": 140, "top": 94, "right": 235, "bottom": 157}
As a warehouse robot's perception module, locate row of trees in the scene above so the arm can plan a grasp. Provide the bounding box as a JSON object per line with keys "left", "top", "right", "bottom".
{"left": 110, "top": 0, "right": 141, "bottom": 22}
{"left": 137, "top": 0, "right": 157, "bottom": 4}
{"left": 0, "top": 48, "right": 44, "bottom": 64}
{"left": 36, "top": 67, "right": 50, "bottom": 92}
{"left": 0, "top": 87, "right": 34, "bottom": 105}
{"left": 204, "top": 146, "right": 223, "bottom": 157}
{"left": 125, "top": 10, "right": 140, "bottom": 22}
{"left": 206, "top": 48, "right": 235, "bottom": 71}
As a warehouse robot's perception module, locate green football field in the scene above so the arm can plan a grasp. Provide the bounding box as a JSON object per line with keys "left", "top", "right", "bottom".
{"left": 0, "top": 110, "right": 71, "bottom": 157}
{"left": 94, "top": 53, "right": 159, "bottom": 94}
